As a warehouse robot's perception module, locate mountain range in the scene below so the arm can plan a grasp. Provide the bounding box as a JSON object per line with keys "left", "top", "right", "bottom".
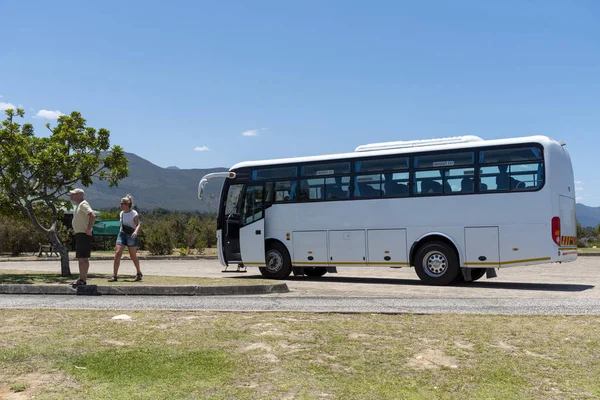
{"left": 85, "top": 153, "right": 600, "bottom": 226}
{"left": 576, "top": 204, "right": 600, "bottom": 228}
{"left": 83, "top": 152, "right": 227, "bottom": 212}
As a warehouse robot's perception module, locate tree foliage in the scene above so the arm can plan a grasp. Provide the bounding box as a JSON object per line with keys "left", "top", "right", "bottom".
{"left": 0, "top": 215, "right": 47, "bottom": 256}
{"left": 0, "top": 109, "right": 128, "bottom": 275}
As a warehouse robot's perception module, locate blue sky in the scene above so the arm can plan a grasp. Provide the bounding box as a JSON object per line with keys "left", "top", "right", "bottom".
{"left": 1, "top": 0, "right": 599, "bottom": 204}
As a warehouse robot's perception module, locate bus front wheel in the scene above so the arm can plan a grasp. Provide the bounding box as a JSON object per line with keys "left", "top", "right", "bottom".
{"left": 414, "top": 241, "right": 460, "bottom": 285}
{"left": 260, "top": 242, "right": 292, "bottom": 279}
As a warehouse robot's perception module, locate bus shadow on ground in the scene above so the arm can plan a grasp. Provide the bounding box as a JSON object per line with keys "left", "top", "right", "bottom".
{"left": 232, "top": 275, "right": 594, "bottom": 292}
{"left": 459, "top": 281, "right": 594, "bottom": 292}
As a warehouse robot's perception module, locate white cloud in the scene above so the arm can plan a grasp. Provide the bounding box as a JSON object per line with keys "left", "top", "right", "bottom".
{"left": 242, "top": 128, "right": 268, "bottom": 137}
{"left": 0, "top": 101, "right": 16, "bottom": 110}
{"left": 34, "top": 109, "right": 63, "bottom": 120}
{"left": 576, "top": 187, "right": 584, "bottom": 192}
{"left": 242, "top": 129, "right": 259, "bottom": 137}
{"left": 194, "top": 146, "right": 210, "bottom": 152}
{"left": 576, "top": 181, "right": 583, "bottom": 185}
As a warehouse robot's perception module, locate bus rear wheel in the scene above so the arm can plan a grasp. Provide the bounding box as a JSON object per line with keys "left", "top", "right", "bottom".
{"left": 470, "top": 268, "right": 486, "bottom": 281}
{"left": 304, "top": 267, "right": 327, "bottom": 277}
{"left": 260, "top": 242, "right": 292, "bottom": 279}
{"left": 414, "top": 241, "right": 460, "bottom": 285}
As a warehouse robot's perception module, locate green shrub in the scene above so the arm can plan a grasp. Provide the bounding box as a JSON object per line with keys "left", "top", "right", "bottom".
{"left": 144, "top": 220, "right": 173, "bottom": 255}
{"left": 0, "top": 216, "right": 47, "bottom": 256}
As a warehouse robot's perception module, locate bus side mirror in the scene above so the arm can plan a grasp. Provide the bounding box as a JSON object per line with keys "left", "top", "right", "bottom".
{"left": 198, "top": 178, "right": 209, "bottom": 199}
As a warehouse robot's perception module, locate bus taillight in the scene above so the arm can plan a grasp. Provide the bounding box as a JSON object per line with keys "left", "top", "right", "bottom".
{"left": 552, "top": 217, "right": 561, "bottom": 245}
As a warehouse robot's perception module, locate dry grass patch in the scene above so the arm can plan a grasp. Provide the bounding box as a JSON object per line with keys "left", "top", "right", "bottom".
{"left": 0, "top": 311, "right": 599, "bottom": 399}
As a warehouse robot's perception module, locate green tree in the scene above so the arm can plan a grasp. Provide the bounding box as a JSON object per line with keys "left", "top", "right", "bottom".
{"left": 184, "top": 215, "right": 203, "bottom": 249}
{"left": 200, "top": 217, "right": 217, "bottom": 248}
{"left": 577, "top": 221, "right": 585, "bottom": 239}
{"left": 0, "top": 109, "right": 128, "bottom": 276}
{"left": 0, "top": 215, "right": 47, "bottom": 256}
{"left": 144, "top": 220, "right": 174, "bottom": 255}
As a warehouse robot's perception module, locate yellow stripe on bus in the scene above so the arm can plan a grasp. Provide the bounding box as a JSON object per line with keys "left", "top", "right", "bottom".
{"left": 252, "top": 258, "right": 554, "bottom": 267}
{"left": 244, "top": 261, "right": 410, "bottom": 265}
{"left": 465, "top": 257, "right": 552, "bottom": 266}
{"left": 368, "top": 262, "right": 410, "bottom": 265}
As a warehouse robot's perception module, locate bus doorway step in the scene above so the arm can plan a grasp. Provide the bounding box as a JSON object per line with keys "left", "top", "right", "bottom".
{"left": 222, "top": 263, "right": 247, "bottom": 273}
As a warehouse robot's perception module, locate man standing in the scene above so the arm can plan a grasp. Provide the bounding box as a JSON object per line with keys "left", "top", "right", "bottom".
{"left": 70, "top": 188, "right": 95, "bottom": 287}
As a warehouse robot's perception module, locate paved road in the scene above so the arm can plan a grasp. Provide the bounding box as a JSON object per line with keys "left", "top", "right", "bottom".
{"left": 1, "top": 257, "right": 599, "bottom": 314}
{"left": 1, "top": 295, "right": 599, "bottom": 315}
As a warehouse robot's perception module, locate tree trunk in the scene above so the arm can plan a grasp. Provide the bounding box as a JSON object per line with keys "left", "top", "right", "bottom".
{"left": 47, "top": 229, "right": 71, "bottom": 277}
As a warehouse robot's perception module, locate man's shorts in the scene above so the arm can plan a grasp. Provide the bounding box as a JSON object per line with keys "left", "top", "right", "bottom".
{"left": 75, "top": 233, "right": 93, "bottom": 258}
{"left": 116, "top": 231, "right": 139, "bottom": 247}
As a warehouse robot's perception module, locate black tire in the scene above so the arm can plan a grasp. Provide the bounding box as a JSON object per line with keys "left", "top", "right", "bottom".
{"left": 304, "top": 267, "right": 327, "bottom": 277}
{"left": 456, "top": 268, "right": 487, "bottom": 283}
{"left": 414, "top": 241, "right": 460, "bottom": 285}
{"left": 259, "top": 242, "right": 292, "bottom": 279}
{"left": 470, "top": 268, "right": 486, "bottom": 282}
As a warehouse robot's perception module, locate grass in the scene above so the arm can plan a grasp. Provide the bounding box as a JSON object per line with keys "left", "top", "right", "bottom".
{"left": 10, "top": 383, "right": 28, "bottom": 392}
{"left": 577, "top": 247, "right": 600, "bottom": 254}
{"left": 0, "top": 270, "right": 273, "bottom": 286}
{"left": 0, "top": 311, "right": 599, "bottom": 399}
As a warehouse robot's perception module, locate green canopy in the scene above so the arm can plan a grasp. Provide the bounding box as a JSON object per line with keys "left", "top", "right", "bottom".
{"left": 92, "top": 220, "right": 120, "bottom": 236}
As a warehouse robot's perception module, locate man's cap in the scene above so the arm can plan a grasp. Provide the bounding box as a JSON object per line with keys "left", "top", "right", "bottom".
{"left": 69, "top": 188, "right": 85, "bottom": 195}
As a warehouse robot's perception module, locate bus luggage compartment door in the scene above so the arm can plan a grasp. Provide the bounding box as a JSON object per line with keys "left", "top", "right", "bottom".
{"left": 293, "top": 231, "right": 328, "bottom": 266}
{"left": 367, "top": 229, "right": 408, "bottom": 267}
{"left": 464, "top": 227, "right": 500, "bottom": 268}
{"left": 329, "top": 230, "right": 367, "bottom": 266}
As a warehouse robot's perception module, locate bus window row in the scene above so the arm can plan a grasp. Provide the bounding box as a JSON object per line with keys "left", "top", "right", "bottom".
{"left": 260, "top": 162, "right": 543, "bottom": 203}
{"left": 253, "top": 145, "right": 544, "bottom": 202}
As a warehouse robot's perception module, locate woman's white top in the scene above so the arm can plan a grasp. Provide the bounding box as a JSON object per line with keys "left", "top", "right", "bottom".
{"left": 120, "top": 210, "right": 138, "bottom": 229}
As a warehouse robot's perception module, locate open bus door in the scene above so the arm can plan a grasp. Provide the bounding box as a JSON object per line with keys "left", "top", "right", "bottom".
{"left": 238, "top": 184, "right": 266, "bottom": 267}
{"left": 217, "top": 182, "right": 266, "bottom": 268}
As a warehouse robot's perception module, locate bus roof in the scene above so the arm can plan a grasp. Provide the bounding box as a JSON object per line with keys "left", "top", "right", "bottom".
{"left": 230, "top": 135, "right": 561, "bottom": 170}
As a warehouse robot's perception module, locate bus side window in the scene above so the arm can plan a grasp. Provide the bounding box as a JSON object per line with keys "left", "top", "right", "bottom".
{"left": 443, "top": 181, "right": 452, "bottom": 193}
{"left": 354, "top": 176, "right": 381, "bottom": 198}
{"left": 496, "top": 166, "right": 510, "bottom": 190}
{"left": 288, "top": 181, "right": 297, "bottom": 200}
{"left": 461, "top": 177, "right": 474, "bottom": 192}
{"left": 299, "top": 178, "right": 324, "bottom": 201}
{"left": 242, "top": 185, "right": 264, "bottom": 225}
{"left": 421, "top": 178, "right": 442, "bottom": 194}
{"left": 325, "top": 176, "right": 350, "bottom": 199}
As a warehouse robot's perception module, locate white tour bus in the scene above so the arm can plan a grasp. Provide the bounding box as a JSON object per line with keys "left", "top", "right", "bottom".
{"left": 198, "top": 135, "right": 577, "bottom": 285}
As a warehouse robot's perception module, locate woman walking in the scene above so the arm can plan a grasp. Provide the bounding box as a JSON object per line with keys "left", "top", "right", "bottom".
{"left": 109, "top": 194, "right": 143, "bottom": 282}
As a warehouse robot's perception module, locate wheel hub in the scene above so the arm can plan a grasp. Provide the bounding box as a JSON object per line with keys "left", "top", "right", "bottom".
{"left": 424, "top": 251, "right": 448, "bottom": 277}
{"left": 266, "top": 250, "right": 283, "bottom": 273}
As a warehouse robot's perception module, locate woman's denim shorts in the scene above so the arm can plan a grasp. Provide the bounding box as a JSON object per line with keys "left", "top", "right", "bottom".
{"left": 116, "top": 231, "right": 138, "bottom": 247}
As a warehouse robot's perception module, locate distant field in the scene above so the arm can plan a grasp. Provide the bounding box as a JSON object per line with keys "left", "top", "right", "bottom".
{"left": 577, "top": 248, "right": 600, "bottom": 254}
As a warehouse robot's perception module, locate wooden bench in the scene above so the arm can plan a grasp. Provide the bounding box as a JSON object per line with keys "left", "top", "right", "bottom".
{"left": 38, "top": 243, "right": 59, "bottom": 257}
